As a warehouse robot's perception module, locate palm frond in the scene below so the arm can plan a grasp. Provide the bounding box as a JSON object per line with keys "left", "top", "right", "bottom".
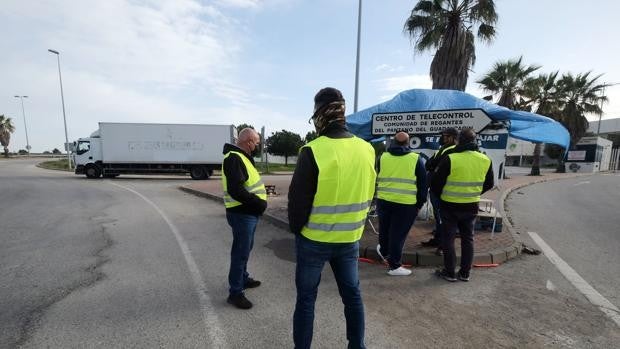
{"left": 477, "top": 23, "right": 496, "bottom": 42}
{"left": 405, "top": 0, "right": 497, "bottom": 90}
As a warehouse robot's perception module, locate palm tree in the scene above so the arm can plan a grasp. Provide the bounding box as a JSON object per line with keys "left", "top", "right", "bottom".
{"left": 553, "top": 72, "right": 609, "bottom": 172}
{"left": 477, "top": 57, "right": 539, "bottom": 179}
{"left": 521, "top": 71, "right": 561, "bottom": 175}
{"left": 477, "top": 56, "right": 541, "bottom": 109}
{"left": 404, "top": 0, "right": 498, "bottom": 90}
{"left": 0, "top": 115, "right": 16, "bottom": 158}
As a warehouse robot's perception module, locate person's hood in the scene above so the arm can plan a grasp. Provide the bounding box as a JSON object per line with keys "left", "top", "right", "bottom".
{"left": 453, "top": 142, "right": 479, "bottom": 153}
{"left": 319, "top": 121, "right": 352, "bottom": 138}
{"left": 223, "top": 143, "right": 248, "bottom": 156}
{"left": 387, "top": 145, "right": 412, "bottom": 156}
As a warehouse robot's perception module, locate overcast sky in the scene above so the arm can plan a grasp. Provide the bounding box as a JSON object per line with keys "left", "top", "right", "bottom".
{"left": 2, "top": 0, "right": 619, "bottom": 152}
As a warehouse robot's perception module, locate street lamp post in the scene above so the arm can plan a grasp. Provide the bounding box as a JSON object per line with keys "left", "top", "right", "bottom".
{"left": 353, "top": 0, "right": 362, "bottom": 113}
{"left": 48, "top": 49, "right": 72, "bottom": 169}
{"left": 596, "top": 85, "right": 606, "bottom": 137}
{"left": 14, "top": 95, "right": 31, "bottom": 155}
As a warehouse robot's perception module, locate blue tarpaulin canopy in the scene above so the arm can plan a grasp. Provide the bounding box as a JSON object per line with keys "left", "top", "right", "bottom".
{"left": 347, "top": 89, "right": 570, "bottom": 149}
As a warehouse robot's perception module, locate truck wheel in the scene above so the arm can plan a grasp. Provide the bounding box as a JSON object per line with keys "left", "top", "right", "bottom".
{"left": 85, "top": 164, "right": 102, "bottom": 179}
{"left": 190, "top": 166, "right": 207, "bottom": 180}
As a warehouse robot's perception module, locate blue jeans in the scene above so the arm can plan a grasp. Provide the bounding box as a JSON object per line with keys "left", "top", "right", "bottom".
{"left": 377, "top": 199, "right": 418, "bottom": 269}
{"left": 226, "top": 211, "right": 259, "bottom": 296}
{"left": 293, "top": 235, "right": 365, "bottom": 349}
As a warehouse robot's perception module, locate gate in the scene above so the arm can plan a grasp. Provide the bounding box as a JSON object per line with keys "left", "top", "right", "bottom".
{"left": 610, "top": 147, "right": 620, "bottom": 171}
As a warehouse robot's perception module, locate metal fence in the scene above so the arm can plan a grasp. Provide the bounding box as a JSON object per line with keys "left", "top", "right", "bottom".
{"left": 610, "top": 147, "right": 620, "bottom": 172}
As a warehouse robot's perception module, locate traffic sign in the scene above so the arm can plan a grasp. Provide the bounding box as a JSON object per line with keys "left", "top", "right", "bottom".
{"left": 371, "top": 108, "right": 493, "bottom": 135}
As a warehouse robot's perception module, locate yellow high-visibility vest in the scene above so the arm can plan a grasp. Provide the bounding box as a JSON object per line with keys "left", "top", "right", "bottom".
{"left": 300, "top": 136, "right": 376, "bottom": 243}
{"left": 440, "top": 151, "right": 491, "bottom": 203}
{"left": 221, "top": 151, "right": 267, "bottom": 208}
{"left": 436, "top": 144, "right": 456, "bottom": 157}
{"left": 377, "top": 152, "right": 419, "bottom": 205}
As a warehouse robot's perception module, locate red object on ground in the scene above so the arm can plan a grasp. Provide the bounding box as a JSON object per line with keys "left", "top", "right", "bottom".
{"left": 358, "top": 257, "right": 376, "bottom": 264}
{"left": 473, "top": 263, "right": 499, "bottom": 268}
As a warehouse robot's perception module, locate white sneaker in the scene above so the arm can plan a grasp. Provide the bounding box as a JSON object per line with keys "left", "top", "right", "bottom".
{"left": 376, "top": 244, "right": 387, "bottom": 262}
{"left": 387, "top": 266, "right": 412, "bottom": 276}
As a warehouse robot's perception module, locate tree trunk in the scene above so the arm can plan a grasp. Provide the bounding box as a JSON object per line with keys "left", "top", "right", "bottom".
{"left": 556, "top": 159, "right": 565, "bottom": 173}
{"left": 556, "top": 147, "right": 568, "bottom": 173}
{"left": 284, "top": 155, "right": 288, "bottom": 166}
{"left": 529, "top": 143, "right": 541, "bottom": 176}
{"left": 3, "top": 146, "right": 8, "bottom": 158}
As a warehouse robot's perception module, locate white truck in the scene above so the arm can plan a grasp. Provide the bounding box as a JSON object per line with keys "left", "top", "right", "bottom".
{"left": 73, "top": 122, "right": 237, "bottom": 179}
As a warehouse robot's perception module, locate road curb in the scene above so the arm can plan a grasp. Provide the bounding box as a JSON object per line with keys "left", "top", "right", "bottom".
{"left": 180, "top": 185, "right": 525, "bottom": 267}
{"left": 180, "top": 172, "right": 592, "bottom": 268}
{"left": 179, "top": 186, "right": 290, "bottom": 231}
{"left": 360, "top": 241, "right": 523, "bottom": 267}
{"left": 497, "top": 172, "right": 592, "bottom": 247}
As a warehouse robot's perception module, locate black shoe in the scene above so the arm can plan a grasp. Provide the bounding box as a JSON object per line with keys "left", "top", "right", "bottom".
{"left": 421, "top": 238, "right": 439, "bottom": 247}
{"left": 244, "top": 277, "right": 261, "bottom": 289}
{"left": 227, "top": 293, "right": 253, "bottom": 309}
{"left": 457, "top": 270, "right": 470, "bottom": 282}
{"left": 435, "top": 268, "right": 457, "bottom": 282}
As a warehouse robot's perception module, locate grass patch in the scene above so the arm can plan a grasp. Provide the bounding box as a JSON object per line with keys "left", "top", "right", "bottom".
{"left": 255, "top": 162, "right": 296, "bottom": 173}
{"left": 38, "top": 159, "right": 72, "bottom": 171}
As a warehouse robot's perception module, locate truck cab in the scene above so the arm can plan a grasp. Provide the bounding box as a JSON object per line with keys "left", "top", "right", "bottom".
{"left": 73, "top": 133, "right": 103, "bottom": 178}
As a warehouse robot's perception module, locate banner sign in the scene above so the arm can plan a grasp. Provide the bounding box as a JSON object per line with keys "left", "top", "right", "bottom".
{"left": 567, "top": 150, "right": 586, "bottom": 161}
{"left": 372, "top": 109, "right": 492, "bottom": 136}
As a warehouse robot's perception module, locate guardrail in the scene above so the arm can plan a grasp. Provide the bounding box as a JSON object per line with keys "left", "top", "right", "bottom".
{"left": 610, "top": 147, "right": 620, "bottom": 171}
{"left": 5, "top": 154, "right": 67, "bottom": 159}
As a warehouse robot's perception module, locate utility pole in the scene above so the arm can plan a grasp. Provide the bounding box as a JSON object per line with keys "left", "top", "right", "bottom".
{"left": 48, "top": 49, "right": 72, "bottom": 169}
{"left": 14, "top": 95, "right": 31, "bottom": 155}
{"left": 353, "top": 0, "right": 362, "bottom": 113}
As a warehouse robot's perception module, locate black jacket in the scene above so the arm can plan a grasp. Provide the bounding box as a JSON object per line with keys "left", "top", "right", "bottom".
{"left": 376, "top": 145, "right": 428, "bottom": 209}
{"left": 222, "top": 143, "right": 267, "bottom": 216}
{"left": 287, "top": 123, "right": 352, "bottom": 235}
{"left": 430, "top": 143, "right": 494, "bottom": 213}
{"left": 425, "top": 143, "right": 456, "bottom": 173}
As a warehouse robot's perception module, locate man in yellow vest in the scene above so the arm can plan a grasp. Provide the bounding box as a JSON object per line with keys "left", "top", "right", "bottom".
{"left": 375, "top": 132, "right": 427, "bottom": 276}
{"left": 288, "top": 87, "right": 376, "bottom": 349}
{"left": 421, "top": 128, "right": 458, "bottom": 250}
{"left": 430, "top": 128, "right": 494, "bottom": 282}
{"left": 221, "top": 127, "right": 267, "bottom": 309}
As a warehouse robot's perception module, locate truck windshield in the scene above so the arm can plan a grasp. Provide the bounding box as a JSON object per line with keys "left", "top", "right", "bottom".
{"left": 76, "top": 141, "right": 90, "bottom": 155}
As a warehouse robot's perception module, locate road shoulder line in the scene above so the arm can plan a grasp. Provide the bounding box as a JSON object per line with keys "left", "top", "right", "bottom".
{"left": 109, "top": 181, "right": 229, "bottom": 348}
{"left": 528, "top": 231, "right": 620, "bottom": 328}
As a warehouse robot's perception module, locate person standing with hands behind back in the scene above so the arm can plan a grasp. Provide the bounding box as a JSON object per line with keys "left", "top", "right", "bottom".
{"left": 221, "top": 127, "right": 267, "bottom": 309}
{"left": 288, "top": 87, "right": 376, "bottom": 349}
{"left": 375, "top": 132, "right": 427, "bottom": 276}
{"left": 431, "top": 128, "right": 494, "bottom": 282}
{"left": 421, "top": 127, "right": 458, "bottom": 249}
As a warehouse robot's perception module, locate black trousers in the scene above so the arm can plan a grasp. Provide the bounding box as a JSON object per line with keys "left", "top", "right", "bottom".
{"left": 439, "top": 209, "right": 476, "bottom": 274}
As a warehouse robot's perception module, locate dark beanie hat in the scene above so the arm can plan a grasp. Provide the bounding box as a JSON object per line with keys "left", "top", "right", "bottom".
{"left": 441, "top": 127, "right": 458, "bottom": 137}
{"left": 313, "top": 87, "right": 345, "bottom": 114}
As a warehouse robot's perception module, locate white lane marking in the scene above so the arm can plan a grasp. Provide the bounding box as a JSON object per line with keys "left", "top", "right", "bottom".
{"left": 546, "top": 280, "right": 557, "bottom": 291}
{"left": 529, "top": 231, "right": 620, "bottom": 328}
{"left": 573, "top": 181, "right": 590, "bottom": 186}
{"left": 110, "top": 182, "right": 228, "bottom": 348}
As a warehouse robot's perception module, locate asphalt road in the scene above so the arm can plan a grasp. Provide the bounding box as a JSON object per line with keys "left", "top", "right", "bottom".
{"left": 506, "top": 173, "right": 620, "bottom": 316}
{"left": 1, "top": 159, "right": 619, "bottom": 348}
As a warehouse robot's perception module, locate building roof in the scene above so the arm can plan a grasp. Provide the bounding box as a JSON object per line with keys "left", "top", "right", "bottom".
{"left": 588, "top": 118, "right": 620, "bottom": 135}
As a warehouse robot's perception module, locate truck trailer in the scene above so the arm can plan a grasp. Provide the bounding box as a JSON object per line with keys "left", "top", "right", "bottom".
{"left": 73, "top": 122, "right": 237, "bottom": 179}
